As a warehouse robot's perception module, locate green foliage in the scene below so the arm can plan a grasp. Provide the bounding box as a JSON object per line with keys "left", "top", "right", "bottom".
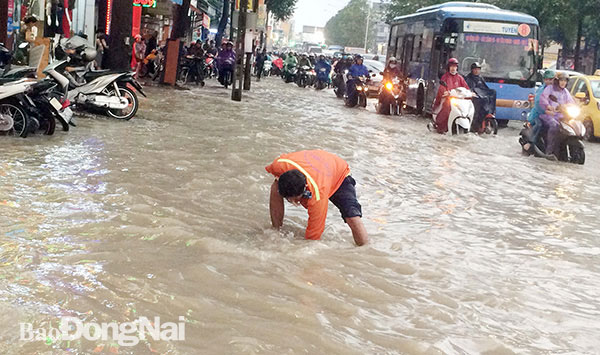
{"left": 265, "top": 0, "right": 297, "bottom": 21}
{"left": 324, "top": 0, "right": 376, "bottom": 48}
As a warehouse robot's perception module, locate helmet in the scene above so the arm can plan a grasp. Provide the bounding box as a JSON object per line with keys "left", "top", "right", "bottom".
{"left": 543, "top": 69, "right": 556, "bottom": 80}
{"left": 388, "top": 56, "right": 397, "bottom": 63}
{"left": 355, "top": 54, "right": 363, "bottom": 61}
{"left": 470, "top": 62, "right": 481, "bottom": 70}
{"left": 308, "top": 53, "right": 315, "bottom": 57}
{"left": 82, "top": 47, "right": 97, "bottom": 62}
{"left": 554, "top": 72, "right": 569, "bottom": 84}
{"left": 226, "top": 41, "right": 234, "bottom": 46}
{"left": 448, "top": 58, "right": 459, "bottom": 66}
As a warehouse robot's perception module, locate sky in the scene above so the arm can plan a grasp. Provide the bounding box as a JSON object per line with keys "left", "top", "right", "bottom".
{"left": 292, "top": 0, "right": 351, "bottom": 31}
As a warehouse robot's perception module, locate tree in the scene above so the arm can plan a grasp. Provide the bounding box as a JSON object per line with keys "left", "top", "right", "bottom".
{"left": 265, "top": 0, "right": 297, "bottom": 21}
{"left": 215, "top": 0, "right": 230, "bottom": 46}
{"left": 324, "top": 0, "right": 375, "bottom": 49}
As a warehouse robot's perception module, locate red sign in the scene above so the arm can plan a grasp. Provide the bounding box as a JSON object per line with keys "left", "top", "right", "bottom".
{"left": 202, "top": 13, "right": 210, "bottom": 29}
{"left": 133, "top": 0, "right": 157, "bottom": 7}
{"left": 518, "top": 24, "right": 531, "bottom": 37}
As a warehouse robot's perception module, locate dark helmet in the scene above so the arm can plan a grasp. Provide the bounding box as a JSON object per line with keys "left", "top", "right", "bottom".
{"left": 355, "top": 54, "right": 364, "bottom": 63}
{"left": 448, "top": 58, "right": 459, "bottom": 66}
{"left": 226, "top": 41, "right": 234, "bottom": 47}
{"left": 471, "top": 62, "right": 482, "bottom": 70}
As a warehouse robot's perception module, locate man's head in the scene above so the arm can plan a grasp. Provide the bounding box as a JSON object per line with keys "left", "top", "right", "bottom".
{"left": 355, "top": 55, "right": 363, "bottom": 65}
{"left": 388, "top": 57, "right": 397, "bottom": 68}
{"left": 542, "top": 69, "right": 555, "bottom": 86}
{"left": 226, "top": 41, "right": 234, "bottom": 50}
{"left": 470, "top": 62, "right": 481, "bottom": 75}
{"left": 278, "top": 170, "right": 308, "bottom": 205}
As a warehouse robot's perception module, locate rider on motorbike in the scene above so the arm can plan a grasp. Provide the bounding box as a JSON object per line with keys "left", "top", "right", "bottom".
{"left": 314, "top": 54, "right": 332, "bottom": 86}
{"left": 284, "top": 52, "right": 298, "bottom": 71}
{"left": 382, "top": 57, "right": 402, "bottom": 81}
{"left": 216, "top": 41, "right": 236, "bottom": 85}
{"left": 523, "top": 69, "right": 556, "bottom": 152}
{"left": 432, "top": 58, "right": 470, "bottom": 133}
{"left": 346, "top": 55, "right": 370, "bottom": 98}
{"left": 538, "top": 72, "right": 576, "bottom": 158}
{"left": 465, "top": 62, "right": 496, "bottom": 133}
{"left": 298, "top": 53, "right": 313, "bottom": 69}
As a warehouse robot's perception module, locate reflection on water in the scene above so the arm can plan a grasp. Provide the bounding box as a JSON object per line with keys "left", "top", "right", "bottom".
{"left": 2, "top": 78, "right": 600, "bottom": 353}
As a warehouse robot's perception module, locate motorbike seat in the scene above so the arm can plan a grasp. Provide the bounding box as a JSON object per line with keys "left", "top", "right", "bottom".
{"left": 83, "top": 69, "right": 114, "bottom": 81}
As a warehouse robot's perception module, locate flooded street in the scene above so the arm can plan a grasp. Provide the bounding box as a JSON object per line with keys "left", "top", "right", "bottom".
{"left": 2, "top": 76, "right": 600, "bottom": 354}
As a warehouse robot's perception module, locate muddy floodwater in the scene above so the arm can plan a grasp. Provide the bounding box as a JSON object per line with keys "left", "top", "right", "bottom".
{"left": 2, "top": 77, "right": 600, "bottom": 354}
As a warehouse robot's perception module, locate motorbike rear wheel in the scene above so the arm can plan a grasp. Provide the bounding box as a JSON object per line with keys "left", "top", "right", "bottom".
{"left": 0, "top": 101, "right": 29, "bottom": 138}
{"left": 106, "top": 86, "right": 139, "bottom": 120}
{"left": 484, "top": 117, "right": 498, "bottom": 135}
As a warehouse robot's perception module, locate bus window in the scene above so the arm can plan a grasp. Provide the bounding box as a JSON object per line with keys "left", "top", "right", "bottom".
{"left": 416, "top": 35, "right": 423, "bottom": 61}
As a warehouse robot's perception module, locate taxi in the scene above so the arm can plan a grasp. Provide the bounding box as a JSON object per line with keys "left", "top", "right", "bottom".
{"left": 568, "top": 75, "right": 600, "bottom": 140}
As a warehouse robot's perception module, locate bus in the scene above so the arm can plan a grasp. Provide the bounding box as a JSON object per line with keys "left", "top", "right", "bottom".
{"left": 387, "top": 2, "right": 541, "bottom": 121}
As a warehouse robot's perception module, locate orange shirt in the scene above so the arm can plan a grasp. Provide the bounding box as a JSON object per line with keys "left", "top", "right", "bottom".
{"left": 265, "top": 150, "right": 350, "bottom": 240}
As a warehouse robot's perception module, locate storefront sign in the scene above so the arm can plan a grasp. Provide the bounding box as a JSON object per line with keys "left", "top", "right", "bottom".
{"left": 134, "top": 0, "right": 157, "bottom": 8}
{"left": 7, "top": 0, "right": 14, "bottom": 36}
{"left": 202, "top": 13, "right": 210, "bottom": 29}
{"left": 463, "top": 21, "right": 523, "bottom": 36}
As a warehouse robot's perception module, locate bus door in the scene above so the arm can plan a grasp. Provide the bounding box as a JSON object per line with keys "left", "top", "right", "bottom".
{"left": 426, "top": 35, "right": 445, "bottom": 111}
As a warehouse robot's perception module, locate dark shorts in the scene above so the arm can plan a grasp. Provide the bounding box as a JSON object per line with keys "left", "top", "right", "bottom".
{"left": 329, "top": 176, "right": 362, "bottom": 220}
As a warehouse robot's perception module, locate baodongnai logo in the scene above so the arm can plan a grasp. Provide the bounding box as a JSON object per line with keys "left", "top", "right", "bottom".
{"left": 20, "top": 316, "right": 185, "bottom": 346}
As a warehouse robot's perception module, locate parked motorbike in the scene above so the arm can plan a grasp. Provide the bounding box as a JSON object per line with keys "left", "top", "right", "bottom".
{"left": 377, "top": 77, "right": 404, "bottom": 115}
{"left": 0, "top": 43, "right": 37, "bottom": 84}
{"left": 345, "top": 76, "right": 368, "bottom": 108}
{"left": 519, "top": 95, "right": 585, "bottom": 164}
{"left": 0, "top": 80, "right": 32, "bottom": 137}
{"left": 428, "top": 81, "right": 474, "bottom": 134}
{"left": 59, "top": 36, "right": 146, "bottom": 120}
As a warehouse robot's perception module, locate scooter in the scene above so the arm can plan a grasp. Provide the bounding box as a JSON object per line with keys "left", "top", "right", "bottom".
{"left": 0, "top": 79, "right": 36, "bottom": 137}
{"left": 218, "top": 58, "right": 235, "bottom": 88}
{"left": 428, "top": 81, "right": 474, "bottom": 134}
{"left": 377, "top": 77, "right": 405, "bottom": 115}
{"left": 282, "top": 64, "right": 297, "bottom": 83}
{"left": 314, "top": 66, "right": 330, "bottom": 90}
{"left": 519, "top": 95, "right": 585, "bottom": 164}
{"left": 0, "top": 43, "right": 37, "bottom": 84}
{"left": 262, "top": 60, "right": 272, "bottom": 77}
{"left": 178, "top": 55, "right": 205, "bottom": 87}
{"left": 471, "top": 87, "right": 498, "bottom": 135}
{"left": 345, "top": 76, "right": 368, "bottom": 108}
{"left": 296, "top": 65, "right": 315, "bottom": 88}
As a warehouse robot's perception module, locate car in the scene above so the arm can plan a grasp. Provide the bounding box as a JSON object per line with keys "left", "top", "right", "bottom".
{"left": 567, "top": 75, "right": 600, "bottom": 140}
{"left": 308, "top": 46, "right": 322, "bottom": 54}
{"left": 363, "top": 59, "right": 385, "bottom": 98}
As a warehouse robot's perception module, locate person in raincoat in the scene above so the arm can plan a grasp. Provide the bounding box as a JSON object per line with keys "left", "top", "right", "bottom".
{"left": 216, "top": 41, "right": 236, "bottom": 85}
{"left": 538, "top": 72, "right": 575, "bottom": 157}
{"left": 346, "top": 55, "right": 370, "bottom": 98}
{"left": 523, "top": 69, "right": 556, "bottom": 151}
{"left": 314, "top": 55, "right": 332, "bottom": 84}
{"left": 283, "top": 52, "right": 298, "bottom": 72}
{"left": 432, "top": 58, "right": 470, "bottom": 133}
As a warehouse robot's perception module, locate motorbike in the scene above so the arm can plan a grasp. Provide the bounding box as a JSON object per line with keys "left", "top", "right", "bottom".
{"left": 262, "top": 60, "right": 272, "bottom": 78}
{"left": 178, "top": 55, "right": 205, "bottom": 87}
{"left": 296, "top": 65, "right": 315, "bottom": 88}
{"left": 218, "top": 58, "right": 235, "bottom": 88}
{"left": 428, "top": 81, "right": 474, "bottom": 134}
{"left": 59, "top": 35, "right": 146, "bottom": 120}
{"left": 204, "top": 53, "right": 216, "bottom": 79}
{"left": 471, "top": 86, "right": 498, "bottom": 135}
{"left": 314, "top": 66, "right": 330, "bottom": 90}
{"left": 345, "top": 76, "right": 368, "bottom": 108}
{"left": 377, "top": 77, "right": 404, "bottom": 115}
{"left": 282, "top": 64, "right": 297, "bottom": 83}
{"left": 333, "top": 70, "right": 347, "bottom": 98}
{"left": 0, "top": 80, "right": 34, "bottom": 137}
{"left": 519, "top": 95, "right": 585, "bottom": 164}
{"left": 0, "top": 43, "right": 37, "bottom": 84}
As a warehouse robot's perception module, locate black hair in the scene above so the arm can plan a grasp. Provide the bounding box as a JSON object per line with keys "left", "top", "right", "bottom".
{"left": 278, "top": 170, "right": 306, "bottom": 198}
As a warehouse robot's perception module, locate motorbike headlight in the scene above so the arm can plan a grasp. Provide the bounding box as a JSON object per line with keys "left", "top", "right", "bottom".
{"left": 566, "top": 105, "right": 581, "bottom": 118}
{"left": 450, "top": 97, "right": 458, "bottom": 106}
{"left": 356, "top": 86, "right": 363, "bottom": 91}
{"left": 385, "top": 82, "right": 393, "bottom": 91}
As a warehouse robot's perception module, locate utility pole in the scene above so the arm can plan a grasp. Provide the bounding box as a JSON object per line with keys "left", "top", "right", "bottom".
{"left": 364, "top": 1, "right": 371, "bottom": 53}
{"left": 243, "top": 0, "right": 259, "bottom": 91}
{"left": 232, "top": 0, "right": 248, "bottom": 101}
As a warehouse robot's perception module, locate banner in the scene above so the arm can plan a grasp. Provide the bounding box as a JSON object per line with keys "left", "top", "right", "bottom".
{"left": 202, "top": 13, "right": 210, "bottom": 29}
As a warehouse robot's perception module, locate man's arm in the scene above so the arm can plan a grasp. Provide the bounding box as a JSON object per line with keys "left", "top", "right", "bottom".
{"left": 269, "top": 179, "right": 284, "bottom": 228}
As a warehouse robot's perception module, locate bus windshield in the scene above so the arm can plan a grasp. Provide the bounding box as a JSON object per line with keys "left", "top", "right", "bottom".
{"left": 455, "top": 33, "right": 537, "bottom": 81}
